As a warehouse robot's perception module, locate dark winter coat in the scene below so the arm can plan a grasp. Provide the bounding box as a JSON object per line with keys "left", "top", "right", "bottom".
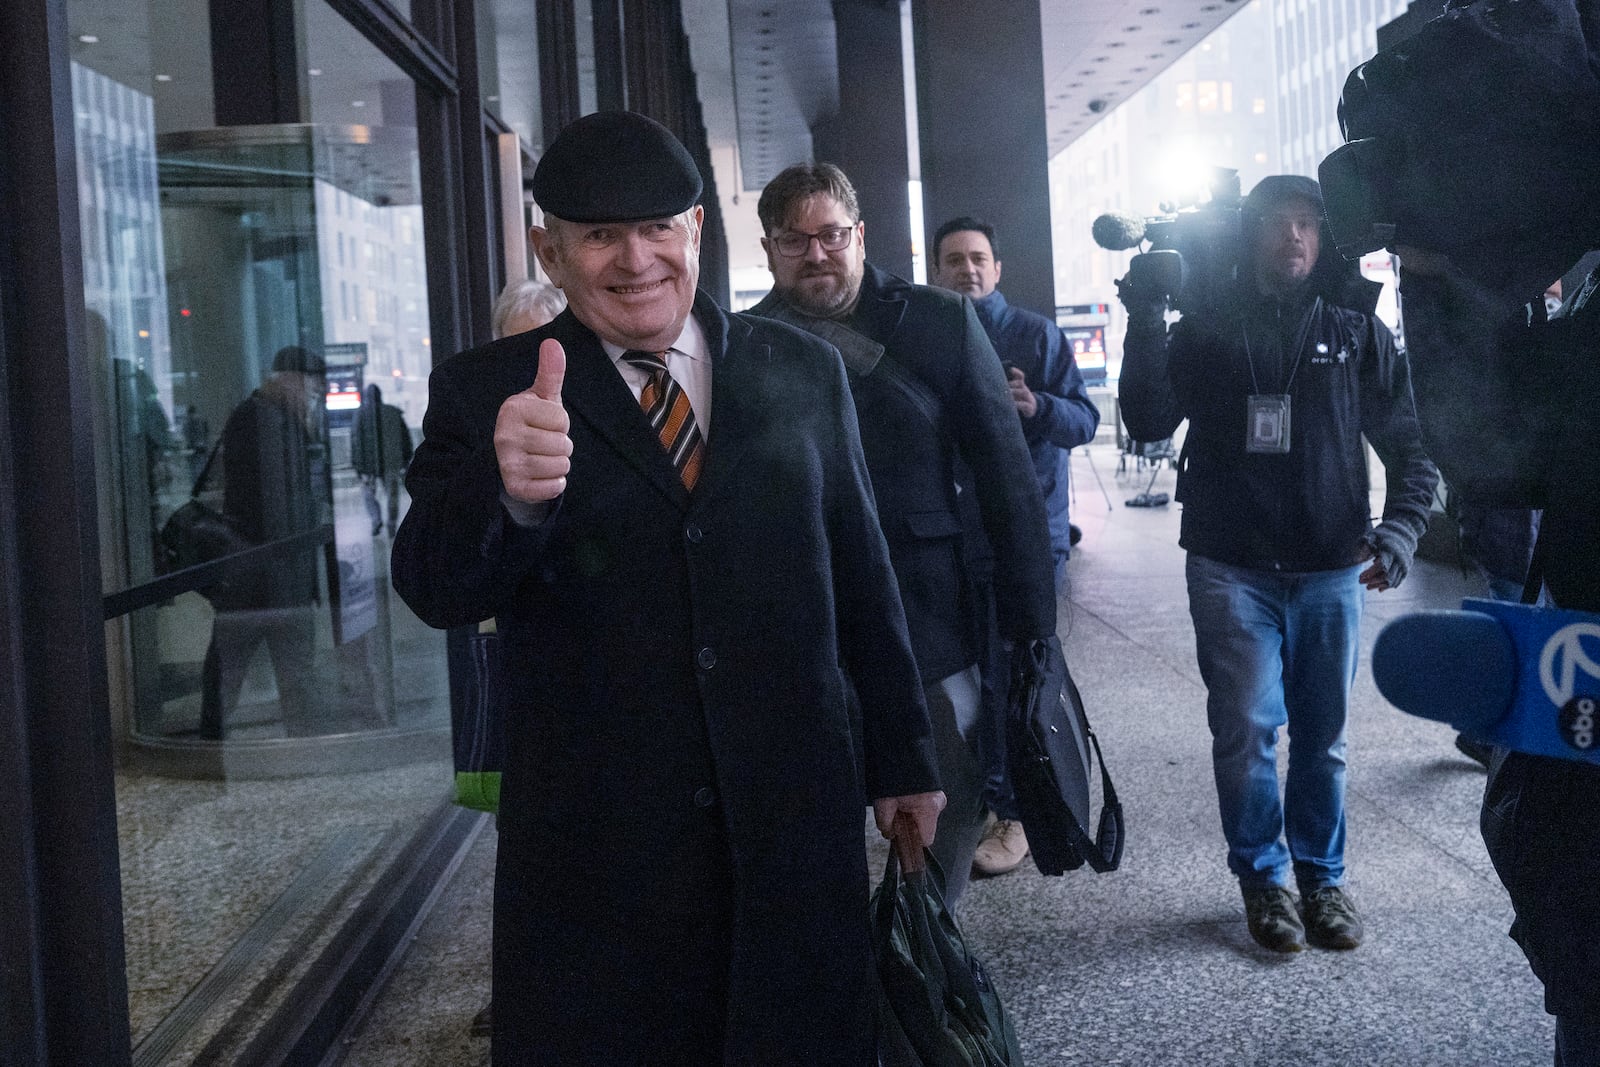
{"left": 751, "top": 264, "right": 1057, "bottom": 682}
{"left": 1400, "top": 259, "right": 1600, "bottom": 1021}
{"left": 350, "top": 400, "right": 413, "bottom": 477}
{"left": 391, "top": 290, "right": 940, "bottom": 1065}
{"left": 973, "top": 289, "right": 1101, "bottom": 559}
{"left": 219, "top": 386, "right": 321, "bottom": 608}
{"left": 1119, "top": 176, "right": 1437, "bottom": 571}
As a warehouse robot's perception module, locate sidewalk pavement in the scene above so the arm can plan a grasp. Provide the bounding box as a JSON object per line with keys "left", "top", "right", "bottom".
{"left": 343, "top": 448, "right": 1552, "bottom": 1067}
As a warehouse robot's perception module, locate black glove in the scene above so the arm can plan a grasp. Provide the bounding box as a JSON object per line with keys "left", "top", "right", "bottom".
{"left": 1363, "top": 521, "right": 1418, "bottom": 589}
{"left": 1115, "top": 274, "right": 1167, "bottom": 334}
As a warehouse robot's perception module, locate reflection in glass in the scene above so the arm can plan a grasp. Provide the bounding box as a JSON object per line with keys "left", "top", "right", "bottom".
{"left": 477, "top": 0, "right": 545, "bottom": 151}
{"left": 68, "top": 0, "right": 457, "bottom": 1052}
{"left": 573, "top": 0, "right": 599, "bottom": 116}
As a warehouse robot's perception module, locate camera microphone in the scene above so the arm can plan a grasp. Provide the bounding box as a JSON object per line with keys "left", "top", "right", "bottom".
{"left": 1091, "top": 211, "right": 1148, "bottom": 251}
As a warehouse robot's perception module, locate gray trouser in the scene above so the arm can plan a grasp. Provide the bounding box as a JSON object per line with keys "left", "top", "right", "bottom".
{"left": 924, "top": 666, "right": 988, "bottom": 910}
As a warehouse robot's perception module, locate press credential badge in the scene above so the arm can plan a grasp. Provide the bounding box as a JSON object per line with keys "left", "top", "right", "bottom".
{"left": 1246, "top": 394, "right": 1292, "bottom": 454}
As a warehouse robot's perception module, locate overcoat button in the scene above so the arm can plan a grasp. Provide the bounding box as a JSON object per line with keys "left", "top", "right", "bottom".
{"left": 685, "top": 524, "right": 703, "bottom": 543}
{"left": 693, "top": 787, "right": 716, "bottom": 808}
{"left": 697, "top": 647, "right": 716, "bottom": 670}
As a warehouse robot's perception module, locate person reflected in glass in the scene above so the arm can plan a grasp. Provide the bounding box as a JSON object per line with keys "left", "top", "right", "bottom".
{"left": 182, "top": 403, "right": 211, "bottom": 483}
{"left": 351, "top": 383, "right": 414, "bottom": 537}
{"left": 200, "top": 345, "right": 328, "bottom": 739}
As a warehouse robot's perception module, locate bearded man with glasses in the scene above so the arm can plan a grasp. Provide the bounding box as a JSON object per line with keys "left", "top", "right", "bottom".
{"left": 750, "top": 163, "right": 1057, "bottom": 908}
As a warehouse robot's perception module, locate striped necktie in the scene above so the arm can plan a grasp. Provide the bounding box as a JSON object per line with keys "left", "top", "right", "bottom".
{"left": 622, "top": 349, "right": 705, "bottom": 490}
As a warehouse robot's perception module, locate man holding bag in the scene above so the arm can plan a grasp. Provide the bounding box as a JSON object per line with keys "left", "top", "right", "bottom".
{"left": 392, "top": 112, "right": 943, "bottom": 1066}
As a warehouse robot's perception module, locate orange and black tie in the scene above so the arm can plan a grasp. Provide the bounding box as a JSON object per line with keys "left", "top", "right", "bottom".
{"left": 622, "top": 350, "right": 705, "bottom": 490}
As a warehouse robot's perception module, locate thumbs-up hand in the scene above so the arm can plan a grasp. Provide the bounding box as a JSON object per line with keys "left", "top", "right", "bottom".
{"left": 495, "top": 338, "right": 573, "bottom": 503}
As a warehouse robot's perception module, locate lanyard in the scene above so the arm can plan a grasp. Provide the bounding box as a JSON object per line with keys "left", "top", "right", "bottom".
{"left": 1241, "top": 296, "right": 1320, "bottom": 395}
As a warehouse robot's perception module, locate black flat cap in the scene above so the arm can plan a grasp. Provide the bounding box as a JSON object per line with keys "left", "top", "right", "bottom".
{"left": 533, "top": 111, "right": 703, "bottom": 224}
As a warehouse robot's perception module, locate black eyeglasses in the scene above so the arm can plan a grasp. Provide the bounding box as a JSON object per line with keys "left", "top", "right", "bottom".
{"left": 771, "top": 225, "right": 855, "bottom": 258}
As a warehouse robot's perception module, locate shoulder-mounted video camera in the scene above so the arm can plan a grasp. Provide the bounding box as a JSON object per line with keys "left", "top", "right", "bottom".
{"left": 1093, "top": 166, "right": 1244, "bottom": 315}
{"left": 1318, "top": 0, "right": 1600, "bottom": 301}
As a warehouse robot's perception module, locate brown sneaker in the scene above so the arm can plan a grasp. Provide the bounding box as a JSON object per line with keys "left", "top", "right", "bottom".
{"left": 1242, "top": 886, "right": 1306, "bottom": 953}
{"left": 1301, "top": 885, "right": 1364, "bottom": 950}
{"left": 971, "top": 818, "right": 1031, "bottom": 877}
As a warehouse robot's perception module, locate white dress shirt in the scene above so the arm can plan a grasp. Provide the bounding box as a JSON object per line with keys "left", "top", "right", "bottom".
{"left": 502, "top": 313, "right": 713, "bottom": 527}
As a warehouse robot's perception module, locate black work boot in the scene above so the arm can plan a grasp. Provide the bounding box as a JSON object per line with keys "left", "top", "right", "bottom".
{"left": 1301, "top": 885, "right": 1364, "bottom": 950}
{"left": 1242, "top": 885, "right": 1306, "bottom": 953}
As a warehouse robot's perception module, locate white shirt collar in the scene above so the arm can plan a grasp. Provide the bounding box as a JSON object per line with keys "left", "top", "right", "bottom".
{"left": 599, "top": 313, "right": 710, "bottom": 368}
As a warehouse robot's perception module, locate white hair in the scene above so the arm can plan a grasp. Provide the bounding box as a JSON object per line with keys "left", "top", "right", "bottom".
{"left": 491, "top": 279, "right": 567, "bottom": 339}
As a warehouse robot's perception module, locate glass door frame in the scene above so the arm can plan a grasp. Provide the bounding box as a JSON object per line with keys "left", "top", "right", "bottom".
{"left": 1, "top": 0, "right": 132, "bottom": 1062}
{"left": 0, "top": 0, "right": 542, "bottom": 1058}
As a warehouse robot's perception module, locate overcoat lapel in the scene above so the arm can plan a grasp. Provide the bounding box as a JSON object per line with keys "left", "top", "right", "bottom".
{"left": 551, "top": 314, "right": 691, "bottom": 511}
{"left": 855, "top": 264, "right": 909, "bottom": 348}
{"left": 687, "top": 292, "right": 759, "bottom": 517}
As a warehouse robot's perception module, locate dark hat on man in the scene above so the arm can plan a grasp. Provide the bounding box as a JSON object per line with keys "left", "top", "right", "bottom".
{"left": 532, "top": 111, "right": 703, "bottom": 224}
{"left": 272, "top": 345, "right": 326, "bottom": 376}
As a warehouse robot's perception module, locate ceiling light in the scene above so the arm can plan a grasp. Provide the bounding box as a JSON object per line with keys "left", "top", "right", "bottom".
{"left": 310, "top": 68, "right": 323, "bottom": 76}
{"left": 77, "top": 34, "right": 98, "bottom": 43}
{"left": 352, "top": 100, "right": 366, "bottom": 107}
{"left": 155, "top": 74, "right": 172, "bottom": 82}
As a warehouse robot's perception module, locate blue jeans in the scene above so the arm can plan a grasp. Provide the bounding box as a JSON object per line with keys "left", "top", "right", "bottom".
{"left": 1185, "top": 555, "right": 1363, "bottom": 892}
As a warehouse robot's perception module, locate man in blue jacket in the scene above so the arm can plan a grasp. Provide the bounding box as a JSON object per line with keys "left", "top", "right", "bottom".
{"left": 933, "top": 216, "right": 1101, "bottom": 571}
{"left": 932, "top": 216, "right": 1101, "bottom": 876}
{"left": 1118, "top": 175, "right": 1437, "bottom": 954}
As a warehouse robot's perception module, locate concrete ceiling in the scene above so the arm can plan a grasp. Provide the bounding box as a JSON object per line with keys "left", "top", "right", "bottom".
{"left": 724, "top": 0, "right": 839, "bottom": 193}
{"left": 710, "top": 0, "right": 1249, "bottom": 197}
{"left": 1041, "top": 0, "right": 1252, "bottom": 155}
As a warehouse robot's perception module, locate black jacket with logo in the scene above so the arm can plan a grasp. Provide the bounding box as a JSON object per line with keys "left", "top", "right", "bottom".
{"left": 1120, "top": 268, "right": 1437, "bottom": 572}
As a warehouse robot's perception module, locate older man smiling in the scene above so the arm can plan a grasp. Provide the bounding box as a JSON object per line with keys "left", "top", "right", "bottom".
{"left": 393, "top": 112, "right": 943, "bottom": 1066}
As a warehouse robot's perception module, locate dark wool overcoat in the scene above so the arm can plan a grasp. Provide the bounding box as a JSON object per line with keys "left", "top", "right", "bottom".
{"left": 751, "top": 264, "right": 1058, "bottom": 682}
{"left": 392, "top": 291, "right": 940, "bottom": 1066}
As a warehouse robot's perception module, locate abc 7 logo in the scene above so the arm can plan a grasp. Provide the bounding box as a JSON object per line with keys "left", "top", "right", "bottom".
{"left": 1560, "top": 696, "right": 1597, "bottom": 752}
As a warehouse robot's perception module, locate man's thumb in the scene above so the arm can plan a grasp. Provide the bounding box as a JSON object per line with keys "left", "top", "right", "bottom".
{"left": 530, "top": 338, "right": 566, "bottom": 401}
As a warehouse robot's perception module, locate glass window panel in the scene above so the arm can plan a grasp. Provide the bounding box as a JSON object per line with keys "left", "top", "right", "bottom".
{"left": 69, "top": 0, "right": 452, "bottom": 1055}
{"left": 574, "top": 0, "right": 599, "bottom": 116}
{"left": 477, "top": 0, "right": 544, "bottom": 152}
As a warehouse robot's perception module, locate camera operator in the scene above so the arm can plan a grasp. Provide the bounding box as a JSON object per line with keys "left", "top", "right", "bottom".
{"left": 1117, "top": 175, "right": 1438, "bottom": 954}
{"left": 1394, "top": 245, "right": 1600, "bottom": 1064}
